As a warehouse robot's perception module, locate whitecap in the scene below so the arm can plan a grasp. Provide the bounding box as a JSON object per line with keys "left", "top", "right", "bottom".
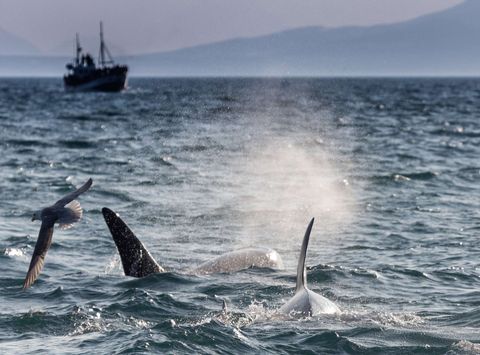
{"left": 3, "top": 247, "right": 25, "bottom": 257}
{"left": 447, "top": 340, "right": 480, "bottom": 355}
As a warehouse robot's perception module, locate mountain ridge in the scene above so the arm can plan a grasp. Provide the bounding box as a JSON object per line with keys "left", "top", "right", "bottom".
{"left": 0, "top": 26, "right": 39, "bottom": 56}
{"left": 1, "top": 1, "right": 479, "bottom": 76}
{"left": 127, "top": 0, "right": 480, "bottom": 76}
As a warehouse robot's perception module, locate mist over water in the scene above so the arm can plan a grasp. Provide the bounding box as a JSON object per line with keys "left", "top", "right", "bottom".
{"left": 231, "top": 139, "right": 355, "bottom": 257}
{"left": 0, "top": 78, "right": 480, "bottom": 353}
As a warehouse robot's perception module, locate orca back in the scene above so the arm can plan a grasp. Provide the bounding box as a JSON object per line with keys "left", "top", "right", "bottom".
{"left": 279, "top": 218, "right": 339, "bottom": 316}
{"left": 192, "top": 248, "right": 284, "bottom": 275}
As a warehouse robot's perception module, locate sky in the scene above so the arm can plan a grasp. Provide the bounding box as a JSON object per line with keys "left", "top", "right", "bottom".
{"left": 0, "top": 0, "right": 464, "bottom": 55}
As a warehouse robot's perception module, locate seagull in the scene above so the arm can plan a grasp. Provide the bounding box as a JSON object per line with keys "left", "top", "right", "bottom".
{"left": 23, "top": 178, "right": 93, "bottom": 289}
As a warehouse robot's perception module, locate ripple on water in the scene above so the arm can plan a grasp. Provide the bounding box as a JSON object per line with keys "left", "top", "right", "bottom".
{"left": 1, "top": 78, "right": 480, "bottom": 353}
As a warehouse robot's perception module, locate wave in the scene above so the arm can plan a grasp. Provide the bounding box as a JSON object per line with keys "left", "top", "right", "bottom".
{"left": 57, "top": 140, "right": 99, "bottom": 149}
{"left": 5, "top": 139, "right": 52, "bottom": 148}
{"left": 370, "top": 171, "right": 438, "bottom": 184}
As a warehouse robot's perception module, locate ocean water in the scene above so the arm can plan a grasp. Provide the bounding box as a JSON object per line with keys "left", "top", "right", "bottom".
{"left": 1, "top": 77, "right": 480, "bottom": 354}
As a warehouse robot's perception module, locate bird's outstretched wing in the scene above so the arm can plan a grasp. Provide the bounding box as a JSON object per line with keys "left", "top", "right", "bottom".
{"left": 54, "top": 178, "right": 92, "bottom": 207}
{"left": 23, "top": 218, "right": 55, "bottom": 289}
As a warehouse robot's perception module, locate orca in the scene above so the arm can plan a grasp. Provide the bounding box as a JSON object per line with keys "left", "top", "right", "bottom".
{"left": 102, "top": 207, "right": 283, "bottom": 277}
{"left": 278, "top": 218, "right": 339, "bottom": 316}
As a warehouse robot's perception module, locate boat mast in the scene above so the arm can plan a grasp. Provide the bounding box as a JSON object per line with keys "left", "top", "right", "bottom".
{"left": 98, "top": 21, "right": 114, "bottom": 67}
{"left": 75, "top": 33, "right": 81, "bottom": 65}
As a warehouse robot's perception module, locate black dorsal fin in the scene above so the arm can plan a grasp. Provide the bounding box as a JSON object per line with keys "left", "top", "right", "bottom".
{"left": 296, "top": 218, "right": 314, "bottom": 292}
{"left": 102, "top": 207, "right": 164, "bottom": 277}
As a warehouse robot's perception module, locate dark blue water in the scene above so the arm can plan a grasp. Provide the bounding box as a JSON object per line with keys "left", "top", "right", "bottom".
{"left": 1, "top": 78, "right": 480, "bottom": 354}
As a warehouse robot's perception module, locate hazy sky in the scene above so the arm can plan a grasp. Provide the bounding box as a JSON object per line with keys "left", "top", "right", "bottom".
{"left": 0, "top": 0, "right": 464, "bottom": 55}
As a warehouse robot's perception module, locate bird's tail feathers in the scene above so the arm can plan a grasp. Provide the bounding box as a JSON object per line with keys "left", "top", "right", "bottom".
{"left": 58, "top": 200, "right": 83, "bottom": 229}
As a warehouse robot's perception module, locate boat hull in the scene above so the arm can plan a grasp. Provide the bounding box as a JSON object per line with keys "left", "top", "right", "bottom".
{"left": 64, "top": 66, "right": 128, "bottom": 92}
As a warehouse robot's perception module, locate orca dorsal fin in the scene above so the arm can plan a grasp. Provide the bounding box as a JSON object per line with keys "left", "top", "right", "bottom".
{"left": 296, "top": 218, "right": 314, "bottom": 292}
{"left": 102, "top": 207, "right": 164, "bottom": 277}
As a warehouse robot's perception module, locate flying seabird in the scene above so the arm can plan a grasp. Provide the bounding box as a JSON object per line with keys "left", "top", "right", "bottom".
{"left": 23, "top": 178, "right": 93, "bottom": 289}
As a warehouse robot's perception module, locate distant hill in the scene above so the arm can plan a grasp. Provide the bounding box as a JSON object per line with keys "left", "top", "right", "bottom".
{"left": 0, "top": 55, "right": 67, "bottom": 77}
{"left": 1, "top": 0, "right": 480, "bottom": 76}
{"left": 129, "top": 0, "right": 480, "bottom": 76}
{"left": 0, "top": 27, "right": 39, "bottom": 56}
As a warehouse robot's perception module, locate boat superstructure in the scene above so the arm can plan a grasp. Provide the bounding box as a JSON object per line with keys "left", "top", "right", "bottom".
{"left": 64, "top": 22, "right": 128, "bottom": 92}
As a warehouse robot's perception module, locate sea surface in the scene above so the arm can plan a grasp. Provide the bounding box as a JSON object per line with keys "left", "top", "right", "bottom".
{"left": 1, "top": 78, "right": 480, "bottom": 354}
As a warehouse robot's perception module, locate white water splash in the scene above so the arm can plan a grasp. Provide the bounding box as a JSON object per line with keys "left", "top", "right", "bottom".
{"left": 69, "top": 306, "right": 108, "bottom": 336}
{"left": 104, "top": 254, "right": 122, "bottom": 275}
{"left": 339, "top": 308, "right": 425, "bottom": 328}
{"left": 3, "top": 247, "right": 25, "bottom": 257}
{"left": 447, "top": 340, "right": 480, "bottom": 354}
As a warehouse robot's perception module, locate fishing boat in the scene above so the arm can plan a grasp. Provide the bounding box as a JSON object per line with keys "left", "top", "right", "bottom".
{"left": 64, "top": 22, "right": 128, "bottom": 92}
